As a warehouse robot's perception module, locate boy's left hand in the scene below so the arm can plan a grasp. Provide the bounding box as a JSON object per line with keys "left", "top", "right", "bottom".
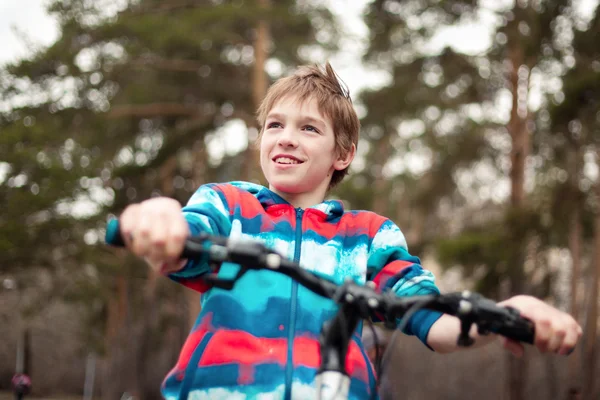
{"left": 498, "top": 295, "right": 582, "bottom": 357}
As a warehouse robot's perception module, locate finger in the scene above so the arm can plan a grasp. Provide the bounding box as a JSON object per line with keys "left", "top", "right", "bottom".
{"left": 547, "top": 324, "right": 566, "bottom": 353}
{"left": 146, "top": 209, "right": 170, "bottom": 260}
{"left": 534, "top": 318, "right": 552, "bottom": 353}
{"left": 559, "top": 317, "right": 581, "bottom": 356}
{"left": 119, "top": 204, "right": 140, "bottom": 249}
{"left": 133, "top": 206, "right": 154, "bottom": 257}
{"left": 165, "top": 215, "right": 189, "bottom": 261}
{"left": 503, "top": 338, "right": 524, "bottom": 357}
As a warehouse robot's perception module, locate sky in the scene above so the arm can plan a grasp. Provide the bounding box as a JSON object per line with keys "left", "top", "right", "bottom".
{"left": 0, "top": 0, "right": 495, "bottom": 93}
{"left": 2, "top": 0, "right": 598, "bottom": 79}
{"left": 0, "top": 0, "right": 385, "bottom": 94}
{"left": 0, "top": 0, "right": 59, "bottom": 66}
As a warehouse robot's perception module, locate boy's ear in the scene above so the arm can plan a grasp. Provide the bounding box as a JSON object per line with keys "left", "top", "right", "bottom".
{"left": 333, "top": 143, "right": 356, "bottom": 171}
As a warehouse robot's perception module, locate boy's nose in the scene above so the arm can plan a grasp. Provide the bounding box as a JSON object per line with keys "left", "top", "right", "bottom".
{"left": 277, "top": 128, "right": 299, "bottom": 148}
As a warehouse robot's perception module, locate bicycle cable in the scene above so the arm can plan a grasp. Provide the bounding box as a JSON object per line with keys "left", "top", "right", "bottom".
{"left": 376, "top": 297, "right": 433, "bottom": 397}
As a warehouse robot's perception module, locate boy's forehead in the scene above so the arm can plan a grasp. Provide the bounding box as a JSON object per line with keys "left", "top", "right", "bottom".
{"left": 268, "top": 95, "right": 329, "bottom": 121}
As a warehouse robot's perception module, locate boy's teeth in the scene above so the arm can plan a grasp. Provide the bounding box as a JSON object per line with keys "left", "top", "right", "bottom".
{"left": 276, "top": 157, "right": 299, "bottom": 164}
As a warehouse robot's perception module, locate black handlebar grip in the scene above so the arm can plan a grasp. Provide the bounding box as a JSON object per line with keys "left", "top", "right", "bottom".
{"left": 105, "top": 218, "right": 202, "bottom": 261}
{"left": 105, "top": 218, "right": 125, "bottom": 247}
{"left": 494, "top": 307, "right": 535, "bottom": 345}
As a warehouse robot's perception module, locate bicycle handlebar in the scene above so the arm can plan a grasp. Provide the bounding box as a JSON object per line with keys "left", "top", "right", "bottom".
{"left": 105, "top": 218, "right": 535, "bottom": 399}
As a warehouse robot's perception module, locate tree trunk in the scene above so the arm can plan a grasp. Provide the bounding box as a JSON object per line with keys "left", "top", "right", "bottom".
{"left": 241, "top": 0, "right": 270, "bottom": 183}
{"left": 134, "top": 270, "right": 160, "bottom": 399}
{"left": 566, "top": 148, "right": 583, "bottom": 399}
{"left": 507, "top": 58, "right": 529, "bottom": 209}
{"left": 130, "top": 156, "right": 179, "bottom": 398}
{"left": 106, "top": 273, "right": 129, "bottom": 341}
{"left": 583, "top": 158, "right": 600, "bottom": 400}
{"left": 252, "top": 0, "right": 270, "bottom": 114}
{"left": 102, "top": 269, "right": 129, "bottom": 400}
{"left": 505, "top": 23, "right": 531, "bottom": 400}
{"left": 159, "top": 155, "right": 178, "bottom": 196}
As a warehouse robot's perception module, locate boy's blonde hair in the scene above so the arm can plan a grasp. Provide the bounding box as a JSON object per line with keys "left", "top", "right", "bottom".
{"left": 256, "top": 63, "right": 360, "bottom": 188}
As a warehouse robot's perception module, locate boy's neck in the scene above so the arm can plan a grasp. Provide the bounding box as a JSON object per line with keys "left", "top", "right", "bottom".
{"left": 268, "top": 185, "right": 328, "bottom": 209}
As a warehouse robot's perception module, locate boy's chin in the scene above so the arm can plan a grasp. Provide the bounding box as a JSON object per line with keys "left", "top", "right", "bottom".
{"left": 269, "top": 179, "right": 306, "bottom": 195}
{"left": 270, "top": 183, "right": 302, "bottom": 194}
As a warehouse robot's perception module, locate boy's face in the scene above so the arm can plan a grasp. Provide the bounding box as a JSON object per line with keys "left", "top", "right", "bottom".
{"left": 260, "top": 95, "right": 348, "bottom": 204}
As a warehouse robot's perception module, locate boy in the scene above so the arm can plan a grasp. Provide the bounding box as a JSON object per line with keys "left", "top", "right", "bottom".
{"left": 117, "top": 63, "right": 581, "bottom": 400}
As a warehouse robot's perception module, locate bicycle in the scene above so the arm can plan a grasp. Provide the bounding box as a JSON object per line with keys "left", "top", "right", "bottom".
{"left": 105, "top": 219, "right": 534, "bottom": 400}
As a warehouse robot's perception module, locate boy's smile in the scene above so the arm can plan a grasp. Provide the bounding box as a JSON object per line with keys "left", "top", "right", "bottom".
{"left": 272, "top": 154, "right": 304, "bottom": 166}
{"left": 259, "top": 95, "right": 353, "bottom": 208}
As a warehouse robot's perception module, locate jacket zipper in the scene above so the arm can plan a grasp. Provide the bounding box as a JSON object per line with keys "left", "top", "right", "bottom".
{"left": 284, "top": 208, "right": 304, "bottom": 400}
{"left": 178, "top": 332, "right": 214, "bottom": 400}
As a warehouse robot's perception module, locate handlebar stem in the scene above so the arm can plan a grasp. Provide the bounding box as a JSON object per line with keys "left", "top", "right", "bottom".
{"left": 318, "top": 302, "right": 361, "bottom": 376}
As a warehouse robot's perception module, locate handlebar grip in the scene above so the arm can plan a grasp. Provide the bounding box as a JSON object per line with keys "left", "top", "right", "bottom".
{"left": 493, "top": 307, "right": 535, "bottom": 345}
{"left": 105, "top": 218, "right": 125, "bottom": 247}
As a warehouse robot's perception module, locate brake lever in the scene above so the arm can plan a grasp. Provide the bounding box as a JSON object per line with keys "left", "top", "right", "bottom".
{"left": 457, "top": 318, "right": 476, "bottom": 347}
{"left": 455, "top": 294, "right": 477, "bottom": 347}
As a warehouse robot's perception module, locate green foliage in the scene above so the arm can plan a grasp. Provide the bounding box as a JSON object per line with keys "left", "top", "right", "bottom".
{"left": 435, "top": 205, "right": 547, "bottom": 296}
{"left": 543, "top": 7, "right": 600, "bottom": 247}
{"left": 346, "top": 0, "right": 600, "bottom": 301}
{"left": 437, "top": 230, "right": 507, "bottom": 270}
{"left": 0, "top": 0, "right": 338, "bottom": 361}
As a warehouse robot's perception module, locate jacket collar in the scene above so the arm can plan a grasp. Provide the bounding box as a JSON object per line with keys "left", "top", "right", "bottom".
{"left": 232, "top": 181, "right": 344, "bottom": 221}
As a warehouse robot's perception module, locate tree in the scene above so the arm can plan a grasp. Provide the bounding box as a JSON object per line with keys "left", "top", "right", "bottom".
{"left": 549, "top": 5, "right": 600, "bottom": 398}
{"left": 356, "top": 1, "right": 585, "bottom": 399}
{"left": 1, "top": 0, "right": 340, "bottom": 396}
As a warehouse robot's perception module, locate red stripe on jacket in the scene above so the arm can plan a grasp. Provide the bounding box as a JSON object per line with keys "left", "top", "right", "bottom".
{"left": 199, "top": 330, "right": 370, "bottom": 382}
{"left": 372, "top": 260, "right": 413, "bottom": 292}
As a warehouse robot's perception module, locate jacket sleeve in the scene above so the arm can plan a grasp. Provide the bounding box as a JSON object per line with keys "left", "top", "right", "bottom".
{"left": 167, "top": 183, "right": 232, "bottom": 293}
{"left": 367, "top": 219, "right": 442, "bottom": 346}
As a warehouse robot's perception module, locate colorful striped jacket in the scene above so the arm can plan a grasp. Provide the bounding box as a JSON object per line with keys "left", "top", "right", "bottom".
{"left": 161, "top": 181, "right": 441, "bottom": 400}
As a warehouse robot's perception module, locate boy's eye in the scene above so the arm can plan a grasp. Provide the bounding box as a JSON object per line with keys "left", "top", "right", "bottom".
{"left": 267, "top": 122, "right": 282, "bottom": 129}
{"left": 303, "top": 125, "right": 320, "bottom": 133}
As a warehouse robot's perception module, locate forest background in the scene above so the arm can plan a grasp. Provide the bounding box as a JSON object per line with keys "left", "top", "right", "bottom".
{"left": 1, "top": 0, "right": 599, "bottom": 399}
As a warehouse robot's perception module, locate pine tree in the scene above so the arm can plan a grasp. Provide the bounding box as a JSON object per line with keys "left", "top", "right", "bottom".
{"left": 356, "top": 1, "right": 587, "bottom": 398}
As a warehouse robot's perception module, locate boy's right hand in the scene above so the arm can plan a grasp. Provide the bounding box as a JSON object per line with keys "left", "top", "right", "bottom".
{"left": 119, "top": 197, "right": 190, "bottom": 274}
